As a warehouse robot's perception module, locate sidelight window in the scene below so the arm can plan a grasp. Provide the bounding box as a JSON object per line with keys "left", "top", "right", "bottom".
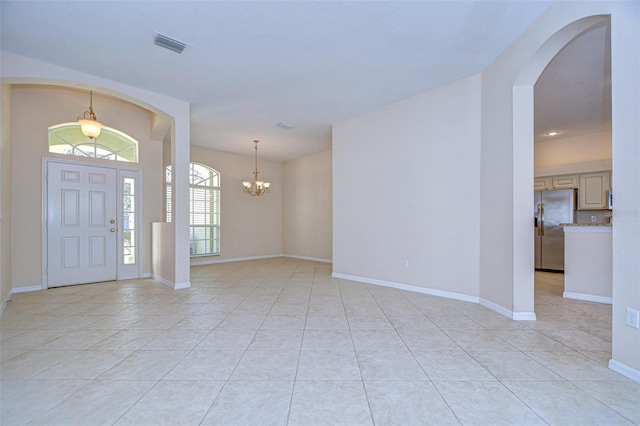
{"left": 123, "top": 177, "right": 136, "bottom": 265}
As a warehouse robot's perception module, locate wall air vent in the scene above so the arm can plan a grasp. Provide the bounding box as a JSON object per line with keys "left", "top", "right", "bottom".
{"left": 154, "top": 32, "right": 188, "bottom": 54}
{"left": 276, "top": 122, "right": 295, "bottom": 130}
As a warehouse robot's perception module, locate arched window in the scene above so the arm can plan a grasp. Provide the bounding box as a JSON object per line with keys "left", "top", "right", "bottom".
{"left": 166, "top": 163, "right": 220, "bottom": 256}
{"left": 49, "top": 123, "right": 138, "bottom": 162}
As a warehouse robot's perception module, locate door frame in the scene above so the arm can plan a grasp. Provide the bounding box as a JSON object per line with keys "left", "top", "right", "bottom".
{"left": 41, "top": 157, "right": 143, "bottom": 289}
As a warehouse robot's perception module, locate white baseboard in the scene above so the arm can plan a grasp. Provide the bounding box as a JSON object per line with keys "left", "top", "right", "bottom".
{"left": 512, "top": 311, "right": 537, "bottom": 321}
{"left": 330, "top": 273, "right": 537, "bottom": 321}
{"left": 480, "top": 298, "right": 537, "bottom": 321}
{"left": 1, "top": 290, "right": 14, "bottom": 315}
{"left": 283, "top": 254, "right": 332, "bottom": 263}
{"left": 563, "top": 291, "right": 612, "bottom": 304}
{"left": 190, "top": 254, "right": 283, "bottom": 266}
{"left": 331, "top": 272, "right": 479, "bottom": 303}
{"left": 152, "top": 274, "right": 191, "bottom": 290}
{"left": 151, "top": 274, "right": 174, "bottom": 288}
{"left": 609, "top": 359, "right": 640, "bottom": 384}
{"left": 191, "top": 254, "right": 333, "bottom": 266}
{"left": 142, "top": 272, "right": 151, "bottom": 278}
{"left": 174, "top": 281, "right": 191, "bottom": 290}
{"left": 12, "top": 285, "right": 43, "bottom": 294}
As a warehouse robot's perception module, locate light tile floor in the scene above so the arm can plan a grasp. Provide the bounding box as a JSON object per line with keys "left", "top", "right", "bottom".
{"left": 1, "top": 259, "right": 639, "bottom": 425}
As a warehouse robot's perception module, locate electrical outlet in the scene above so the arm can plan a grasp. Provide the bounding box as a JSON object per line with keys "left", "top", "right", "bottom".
{"left": 403, "top": 259, "right": 409, "bottom": 268}
{"left": 626, "top": 308, "right": 640, "bottom": 328}
{"left": 591, "top": 215, "right": 597, "bottom": 222}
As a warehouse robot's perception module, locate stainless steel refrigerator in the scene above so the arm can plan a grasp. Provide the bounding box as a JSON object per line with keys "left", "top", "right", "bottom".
{"left": 534, "top": 189, "right": 575, "bottom": 272}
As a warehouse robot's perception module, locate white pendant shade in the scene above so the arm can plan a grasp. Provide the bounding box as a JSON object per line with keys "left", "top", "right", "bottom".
{"left": 78, "top": 118, "right": 103, "bottom": 139}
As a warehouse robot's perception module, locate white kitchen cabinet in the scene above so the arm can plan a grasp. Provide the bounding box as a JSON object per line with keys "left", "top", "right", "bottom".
{"left": 552, "top": 175, "right": 578, "bottom": 189}
{"left": 534, "top": 177, "right": 552, "bottom": 191}
{"left": 578, "top": 172, "right": 610, "bottom": 210}
{"left": 535, "top": 175, "right": 578, "bottom": 191}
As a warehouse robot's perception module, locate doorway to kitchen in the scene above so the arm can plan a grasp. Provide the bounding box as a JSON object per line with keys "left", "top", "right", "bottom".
{"left": 532, "top": 20, "right": 612, "bottom": 314}
{"left": 509, "top": 13, "right": 614, "bottom": 366}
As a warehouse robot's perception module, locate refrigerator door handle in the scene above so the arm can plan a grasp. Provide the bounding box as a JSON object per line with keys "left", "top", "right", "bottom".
{"left": 537, "top": 203, "right": 542, "bottom": 236}
{"left": 540, "top": 203, "right": 545, "bottom": 236}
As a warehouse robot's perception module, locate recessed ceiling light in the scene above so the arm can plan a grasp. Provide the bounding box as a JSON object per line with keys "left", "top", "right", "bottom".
{"left": 545, "top": 131, "right": 560, "bottom": 136}
{"left": 276, "top": 122, "right": 294, "bottom": 130}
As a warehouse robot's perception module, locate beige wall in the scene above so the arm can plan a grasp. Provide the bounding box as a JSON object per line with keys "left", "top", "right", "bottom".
{"left": 1, "top": 85, "right": 12, "bottom": 306}
{"left": 610, "top": 1, "right": 640, "bottom": 379}
{"left": 151, "top": 222, "right": 175, "bottom": 286}
{"left": 333, "top": 75, "right": 481, "bottom": 297}
{"left": 10, "top": 86, "right": 164, "bottom": 289}
{"left": 534, "top": 130, "right": 611, "bottom": 176}
{"left": 189, "top": 145, "right": 283, "bottom": 263}
{"left": 282, "top": 150, "right": 332, "bottom": 261}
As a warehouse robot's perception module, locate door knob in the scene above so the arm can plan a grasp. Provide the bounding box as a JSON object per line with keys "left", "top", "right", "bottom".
{"left": 110, "top": 228, "right": 116, "bottom": 232}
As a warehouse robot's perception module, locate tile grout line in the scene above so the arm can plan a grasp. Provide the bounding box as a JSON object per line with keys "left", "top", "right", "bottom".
{"left": 285, "top": 261, "right": 313, "bottom": 426}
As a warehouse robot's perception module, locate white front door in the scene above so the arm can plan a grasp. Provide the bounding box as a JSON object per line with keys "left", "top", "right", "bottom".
{"left": 47, "top": 162, "right": 118, "bottom": 287}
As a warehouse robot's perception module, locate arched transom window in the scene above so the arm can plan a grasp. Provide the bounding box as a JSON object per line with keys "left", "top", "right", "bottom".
{"left": 48, "top": 123, "right": 138, "bottom": 162}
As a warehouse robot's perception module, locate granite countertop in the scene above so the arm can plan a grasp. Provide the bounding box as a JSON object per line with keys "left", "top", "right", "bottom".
{"left": 560, "top": 222, "right": 612, "bottom": 227}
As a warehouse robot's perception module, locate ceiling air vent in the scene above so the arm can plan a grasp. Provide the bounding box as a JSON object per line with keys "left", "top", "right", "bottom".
{"left": 154, "top": 32, "right": 188, "bottom": 54}
{"left": 276, "top": 122, "right": 295, "bottom": 130}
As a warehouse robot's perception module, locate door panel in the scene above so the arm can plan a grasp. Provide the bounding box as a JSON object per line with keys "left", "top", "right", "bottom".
{"left": 89, "top": 236, "right": 106, "bottom": 267}
{"left": 61, "top": 237, "right": 79, "bottom": 269}
{"left": 62, "top": 189, "right": 80, "bottom": 226}
{"left": 48, "top": 162, "right": 117, "bottom": 287}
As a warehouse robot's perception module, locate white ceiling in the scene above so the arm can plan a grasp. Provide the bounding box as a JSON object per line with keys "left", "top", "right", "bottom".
{"left": 2, "top": 1, "right": 607, "bottom": 162}
{"left": 535, "top": 22, "right": 611, "bottom": 143}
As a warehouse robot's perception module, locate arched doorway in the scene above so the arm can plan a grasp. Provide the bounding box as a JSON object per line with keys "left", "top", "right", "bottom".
{"left": 511, "top": 15, "right": 611, "bottom": 318}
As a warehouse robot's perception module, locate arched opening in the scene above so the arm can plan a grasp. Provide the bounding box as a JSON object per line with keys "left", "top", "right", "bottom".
{"left": 0, "top": 70, "right": 191, "bottom": 289}
{"left": 512, "top": 15, "right": 611, "bottom": 319}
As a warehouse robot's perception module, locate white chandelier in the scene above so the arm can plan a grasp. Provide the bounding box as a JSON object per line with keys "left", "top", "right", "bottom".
{"left": 242, "top": 140, "right": 271, "bottom": 196}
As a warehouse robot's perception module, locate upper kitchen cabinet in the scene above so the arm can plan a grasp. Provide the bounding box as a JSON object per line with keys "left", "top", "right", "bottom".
{"left": 552, "top": 175, "right": 579, "bottom": 189}
{"left": 534, "top": 175, "right": 578, "bottom": 191}
{"left": 578, "top": 171, "right": 611, "bottom": 210}
{"left": 534, "top": 177, "right": 553, "bottom": 191}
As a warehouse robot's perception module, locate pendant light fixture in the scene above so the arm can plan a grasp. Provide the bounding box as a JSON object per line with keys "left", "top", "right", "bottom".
{"left": 77, "top": 90, "right": 103, "bottom": 139}
{"left": 242, "top": 140, "right": 271, "bottom": 196}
